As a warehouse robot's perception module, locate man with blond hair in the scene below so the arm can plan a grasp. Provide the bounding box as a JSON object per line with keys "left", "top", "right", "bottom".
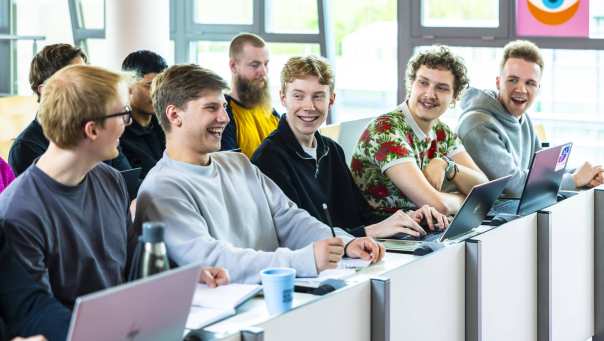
{"left": 136, "top": 64, "right": 384, "bottom": 284}
{"left": 458, "top": 40, "right": 603, "bottom": 196}
{"left": 221, "top": 33, "right": 280, "bottom": 157}
{"left": 0, "top": 64, "right": 137, "bottom": 308}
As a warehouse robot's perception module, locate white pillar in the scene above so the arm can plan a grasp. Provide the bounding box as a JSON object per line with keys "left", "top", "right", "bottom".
{"left": 105, "top": 0, "right": 171, "bottom": 71}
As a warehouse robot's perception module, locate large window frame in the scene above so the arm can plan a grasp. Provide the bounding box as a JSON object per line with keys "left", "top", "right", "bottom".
{"left": 399, "top": 0, "right": 604, "bottom": 101}
{"left": 68, "top": 0, "right": 105, "bottom": 51}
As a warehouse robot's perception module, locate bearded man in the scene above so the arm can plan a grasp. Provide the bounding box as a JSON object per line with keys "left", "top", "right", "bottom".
{"left": 221, "top": 33, "right": 280, "bottom": 158}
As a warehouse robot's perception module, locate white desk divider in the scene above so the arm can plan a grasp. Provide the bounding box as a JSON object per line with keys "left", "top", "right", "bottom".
{"left": 370, "top": 276, "right": 390, "bottom": 341}
{"left": 466, "top": 214, "right": 539, "bottom": 341}
{"left": 538, "top": 189, "right": 595, "bottom": 341}
{"left": 594, "top": 188, "right": 604, "bottom": 341}
{"left": 385, "top": 243, "right": 465, "bottom": 341}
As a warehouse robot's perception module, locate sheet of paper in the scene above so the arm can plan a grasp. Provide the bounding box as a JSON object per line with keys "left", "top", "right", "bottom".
{"left": 192, "top": 283, "right": 261, "bottom": 309}
{"left": 185, "top": 306, "right": 234, "bottom": 330}
{"left": 338, "top": 258, "right": 371, "bottom": 269}
{"left": 294, "top": 268, "right": 356, "bottom": 288}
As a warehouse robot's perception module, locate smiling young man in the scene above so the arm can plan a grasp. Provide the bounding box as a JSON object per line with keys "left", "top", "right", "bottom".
{"left": 251, "top": 55, "right": 447, "bottom": 237}
{"left": 135, "top": 64, "right": 383, "bottom": 284}
{"left": 351, "top": 46, "right": 488, "bottom": 217}
{"left": 220, "top": 33, "right": 280, "bottom": 157}
{"left": 0, "top": 65, "right": 138, "bottom": 308}
{"left": 458, "top": 40, "right": 603, "bottom": 196}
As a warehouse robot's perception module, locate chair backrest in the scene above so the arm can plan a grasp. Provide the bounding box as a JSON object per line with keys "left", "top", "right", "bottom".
{"left": 337, "top": 117, "right": 374, "bottom": 165}
{"left": 0, "top": 96, "right": 38, "bottom": 159}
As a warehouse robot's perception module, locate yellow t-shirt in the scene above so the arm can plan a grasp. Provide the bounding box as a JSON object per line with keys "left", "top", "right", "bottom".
{"left": 229, "top": 99, "right": 279, "bottom": 158}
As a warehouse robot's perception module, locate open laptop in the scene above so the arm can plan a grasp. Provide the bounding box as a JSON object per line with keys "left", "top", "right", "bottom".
{"left": 67, "top": 263, "right": 201, "bottom": 341}
{"left": 120, "top": 167, "right": 142, "bottom": 201}
{"left": 488, "top": 143, "right": 572, "bottom": 217}
{"left": 380, "top": 175, "right": 511, "bottom": 250}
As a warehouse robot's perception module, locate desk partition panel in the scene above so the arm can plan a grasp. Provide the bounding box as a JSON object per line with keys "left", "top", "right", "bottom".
{"left": 385, "top": 243, "right": 465, "bottom": 341}
{"left": 538, "top": 190, "right": 595, "bottom": 341}
{"left": 466, "top": 214, "right": 539, "bottom": 341}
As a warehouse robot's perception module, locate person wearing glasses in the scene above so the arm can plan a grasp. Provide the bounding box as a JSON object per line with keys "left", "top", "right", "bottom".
{"left": 120, "top": 50, "right": 169, "bottom": 179}
{"left": 0, "top": 64, "right": 139, "bottom": 308}
{"left": 8, "top": 43, "right": 132, "bottom": 176}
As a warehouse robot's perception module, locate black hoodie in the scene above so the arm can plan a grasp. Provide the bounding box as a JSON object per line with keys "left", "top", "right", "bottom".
{"left": 251, "top": 115, "right": 380, "bottom": 237}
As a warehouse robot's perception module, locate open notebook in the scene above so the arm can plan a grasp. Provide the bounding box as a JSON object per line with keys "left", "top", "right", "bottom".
{"left": 186, "top": 283, "right": 261, "bottom": 330}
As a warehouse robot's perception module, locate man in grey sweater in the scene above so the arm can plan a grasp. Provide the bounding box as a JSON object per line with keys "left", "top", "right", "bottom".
{"left": 135, "top": 64, "right": 384, "bottom": 284}
{"left": 458, "top": 40, "right": 603, "bottom": 196}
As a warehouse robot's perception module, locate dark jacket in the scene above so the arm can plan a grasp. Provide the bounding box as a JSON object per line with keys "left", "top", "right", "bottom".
{"left": 120, "top": 115, "right": 166, "bottom": 179}
{"left": 0, "top": 221, "right": 70, "bottom": 341}
{"left": 8, "top": 118, "right": 132, "bottom": 176}
{"left": 251, "top": 115, "right": 379, "bottom": 237}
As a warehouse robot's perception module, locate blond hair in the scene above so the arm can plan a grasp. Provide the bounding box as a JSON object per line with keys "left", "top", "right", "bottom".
{"left": 280, "top": 55, "right": 335, "bottom": 95}
{"left": 38, "top": 64, "right": 128, "bottom": 148}
{"left": 229, "top": 33, "right": 266, "bottom": 59}
{"left": 501, "top": 40, "right": 544, "bottom": 72}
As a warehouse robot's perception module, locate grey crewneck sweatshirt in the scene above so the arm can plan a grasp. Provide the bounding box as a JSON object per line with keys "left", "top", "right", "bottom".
{"left": 135, "top": 151, "right": 352, "bottom": 283}
{"left": 457, "top": 87, "right": 575, "bottom": 196}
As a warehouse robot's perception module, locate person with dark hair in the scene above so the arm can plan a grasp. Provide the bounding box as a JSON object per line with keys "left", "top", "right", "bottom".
{"left": 458, "top": 40, "right": 603, "bottom": 195}
{"left": 221, "top": 33, "right": 280, "bottom": 157}
{"left": 135, "top": 64, "right": 384, "bottom": 284}
{"left": 8, "top": 43, "right": 131, "bottom": 176}
{"left": 351, "top": 46, "right": 487, "bottom": 217}
{"left": 0, "top": 222, "right": 70, "bottom": 341}
{"left": 252, "top": 56, "right": 447, "bottom": 238}
{"left": 120, "top": 50, "right": 169, "bottom": 178}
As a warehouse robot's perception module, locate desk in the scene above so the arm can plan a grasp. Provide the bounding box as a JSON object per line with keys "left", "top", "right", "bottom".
{"left": 190, "top": 189, "right": 599, "bottom": 341}
{"left": 198, "top": 253, "right": 416, "bottom": 341}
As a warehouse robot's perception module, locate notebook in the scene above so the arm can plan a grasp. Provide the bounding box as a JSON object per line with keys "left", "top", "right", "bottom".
{"left": 186, "top": 283, "right": 261, "bottom": 330}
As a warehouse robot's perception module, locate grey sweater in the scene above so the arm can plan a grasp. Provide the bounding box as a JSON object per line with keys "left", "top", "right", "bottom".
{"left": 135, "top": 151, "right": 352, "bottom": 283}
{"left": 457, "top": 88, "right": 575, "bottom": 196}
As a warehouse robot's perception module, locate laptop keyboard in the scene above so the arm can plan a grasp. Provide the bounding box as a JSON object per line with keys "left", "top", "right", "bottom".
{"left": 392, "top": 229, "right": 443, "bottom": 242}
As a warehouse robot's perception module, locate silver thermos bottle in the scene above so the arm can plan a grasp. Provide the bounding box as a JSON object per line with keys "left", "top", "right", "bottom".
{"left": 140, "top": 222, "right": 170, "bottom": 278}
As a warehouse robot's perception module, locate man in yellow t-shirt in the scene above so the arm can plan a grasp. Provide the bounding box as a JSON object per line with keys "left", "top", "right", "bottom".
{"left": 221, "top": 33, "right": 280, "bottom": 158}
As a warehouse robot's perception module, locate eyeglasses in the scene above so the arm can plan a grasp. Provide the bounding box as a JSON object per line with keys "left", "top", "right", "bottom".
{"left": 83, "top": 106, "right": 133, "bottom": 126}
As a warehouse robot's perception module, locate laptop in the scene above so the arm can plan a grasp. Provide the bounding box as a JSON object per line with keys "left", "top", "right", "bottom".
{"left": 380, "top": 175, "right": 511, "bottom": 250}
{"left": 67, "top": 263, "right": 202, "bottom": 341}
{"left": 488, "top": 143, "right": 572, "bottom": 217}
{"left": 120, "top": 167, "right": 142, "bottom": 201}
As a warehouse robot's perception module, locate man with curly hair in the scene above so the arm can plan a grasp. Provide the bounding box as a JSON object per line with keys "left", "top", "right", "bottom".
{"left": 351, "top": 46, "right": 487, "bottom": 218}
{"left": 458, "top": 40, "right": 603, "bottom": 196}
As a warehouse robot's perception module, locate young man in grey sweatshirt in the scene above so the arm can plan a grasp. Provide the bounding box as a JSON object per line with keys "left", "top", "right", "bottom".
{"left": 458, "top": 40, "right": 603, "bottom": 197}
{"left": 135, "top": 64, "right": 384, "bottom": 284}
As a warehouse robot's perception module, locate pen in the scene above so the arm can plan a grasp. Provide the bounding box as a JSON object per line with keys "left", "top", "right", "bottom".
{"left": 322, "top": 203, "right": 336, "bottom": 238}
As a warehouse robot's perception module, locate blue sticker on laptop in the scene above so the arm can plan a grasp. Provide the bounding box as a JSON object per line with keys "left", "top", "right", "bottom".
{"left": 555, "top": 144, "right": 571, "bottom": 171}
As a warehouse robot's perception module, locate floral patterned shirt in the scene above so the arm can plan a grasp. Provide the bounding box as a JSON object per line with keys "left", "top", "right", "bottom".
{"left": 350, "top": 101, "right": 464, "bottom": 216}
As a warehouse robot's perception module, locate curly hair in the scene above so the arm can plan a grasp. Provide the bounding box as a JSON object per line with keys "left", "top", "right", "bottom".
{"left": 405, "top": 46, "right": 469, "bottom": 100}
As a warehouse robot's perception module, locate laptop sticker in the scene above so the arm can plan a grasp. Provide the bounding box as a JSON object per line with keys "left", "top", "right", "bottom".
{"left": 555, "top": 144, "right": 571, "bottom": 171}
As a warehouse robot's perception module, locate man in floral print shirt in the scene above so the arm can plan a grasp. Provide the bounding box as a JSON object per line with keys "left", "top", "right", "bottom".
{"left": 352, "top": 46, "right": 488, "bottom": 218}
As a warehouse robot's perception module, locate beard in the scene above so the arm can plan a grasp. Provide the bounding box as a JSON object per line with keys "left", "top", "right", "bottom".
{"left": 235, "top": 75, "right": 271, "bottom": 108}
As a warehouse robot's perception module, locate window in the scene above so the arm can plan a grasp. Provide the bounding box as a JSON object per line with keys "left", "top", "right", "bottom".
{"left": 76, "top": 0, "right": 104, "bottom": 29}
{"left": 193, "top": 0, "right": 253, "bottom": 25}
{"left": 421, "top": 0, "right": 499, "bottom": 28}
{"left": 266, "top": 0, "right": 319, "bottom": 34}
{"left": 331, "top": 0, "right": 397, "bottom": 121}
